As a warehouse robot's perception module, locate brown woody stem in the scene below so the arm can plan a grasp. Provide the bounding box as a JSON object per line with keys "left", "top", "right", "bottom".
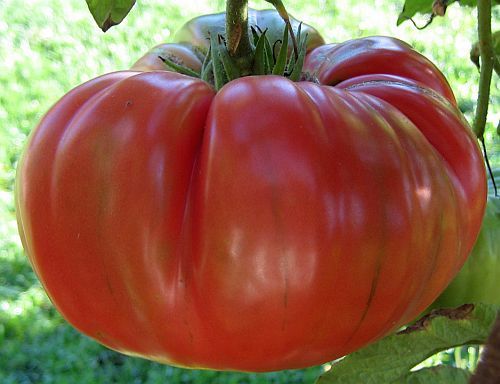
{"left": 470, "top": 313, "right": 500, "bottom": 383}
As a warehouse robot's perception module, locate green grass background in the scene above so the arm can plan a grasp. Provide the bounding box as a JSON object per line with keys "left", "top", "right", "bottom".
{"left": 0, "top": 0, "right": 498, "bottom": 383}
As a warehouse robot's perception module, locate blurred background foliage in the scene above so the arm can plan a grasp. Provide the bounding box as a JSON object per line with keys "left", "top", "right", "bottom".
{"left": 0, "top": 0, "right": 498, "bottom": 382}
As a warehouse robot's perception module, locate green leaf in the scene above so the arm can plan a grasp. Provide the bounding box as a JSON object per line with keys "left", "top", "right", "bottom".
{"left": 218, "top": 37, "right": 240, "bottom": 81}
{"left": 264, "top": 37, "right": 274, "bottom": 74}
{"left": 288, "top": 24, "right": 307, "bottom": 81}
{"left": 286, "top": 51, "right": 296, "bottom": 76}
{"left": 253, "top": 29, "right": 270, "bottom": 75}
{"left": 272, "top": 24, "right": 289, "bottom": 75}
{"left": 288, "top": 33, "right": 307, "bottom": 81}
{"left": 251, "top": 26, "right": 261, "bottom": 47}
{"left": 158, "top": 56, "right": 200, "bottom": 78}
{"left": 395, "top": 366, "right": 470, "bottom": 384}
{"left": 397, "top": 0, "right": 499, "bottom": 25}
{"left": 209, "top": 32, "right": 227, "bottom": 91}
{"left": 85, "top": 0, "right": 136, "bottom": 32}
{"left": 201, "top": 44, "right": 213, "bottom": 83}
{"left": 200, "top": 58, "right": 213, "bottom": 84}
{"left": 316, "top": 304, "right": 499, "bottom": 384}
{"left": 397, "top": 0, "right": 433, "bottom": 26}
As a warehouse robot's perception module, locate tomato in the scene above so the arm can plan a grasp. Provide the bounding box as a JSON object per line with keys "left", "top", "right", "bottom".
{"left": 16, "top": 34, "right": 486, "bottom": 371}
{"left": 175, "top": 8, "right": 325, "bottom": 53}
{"left": 303, "top": 36, "right": 457, "bottom": 105}
{"left": 131, "top": 42, "right": 205, "bottom": 72}
{"left": 430, "top": 170, "right": 500, "bottom": 309}
{"left": 131, "top": 8, "right": 325, "bottom": 72}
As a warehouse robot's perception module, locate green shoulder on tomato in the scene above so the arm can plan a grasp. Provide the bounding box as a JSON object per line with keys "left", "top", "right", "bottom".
{"left": 131, "top": 8, "right": 324, "bottom": 72}
{"left": 430, "top": 169, "right": 500, "bottom": 309}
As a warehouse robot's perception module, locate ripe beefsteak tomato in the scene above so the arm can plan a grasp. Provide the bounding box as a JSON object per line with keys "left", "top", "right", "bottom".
{"left": 16, "top": 13, "right": 486, "bottom": 372}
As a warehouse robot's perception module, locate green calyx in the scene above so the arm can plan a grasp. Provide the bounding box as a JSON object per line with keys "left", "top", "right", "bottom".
{"left": 159, "top": 22, "right": 309, "bottom": 91}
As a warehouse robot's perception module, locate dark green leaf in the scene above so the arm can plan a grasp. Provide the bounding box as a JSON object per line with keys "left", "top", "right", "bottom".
{"left": 158, "top": 56, "right": 200, "bottom": 78}
{"left": 316, "top": 304, "right": 499, "bottom": 384}
{"left": 201, "top": 44, "right": 213, "bottom": 83}
{"left": 288, "top": 24, "right": 307, "bottom": 81}
{"left": 286, "top": 53, "right": 296, "bottom": 76}
{"left": 201, "top": 59, "right": 213, "bottom": 84}
{"left": 218, "top": 37, "right": 240, "bottom": 81}
{"left": 209, "top": 32, "right": 227, "bottom": 91}
{"left": 295, "top": 21, "right": 303, "bottom": 57}
{"left": 251, "top": 26, "right": 260, "bottom": 47}
{"left": 253, "top": 29, "right": 270, "bottom": 75}
{"left": 272, "top": 24, "right": 289, "bottom": 75}
{"left": 288, "top": 33, "right": 307, "bottom": 81}
{"left": 263, "top": 32, "right": 274, "bottom": 74}
{"left": 85, "top": 0, "right": 135, "bottom": 32}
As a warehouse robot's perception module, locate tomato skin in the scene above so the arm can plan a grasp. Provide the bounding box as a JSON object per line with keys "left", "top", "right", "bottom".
{"left": 131, "top": 9, "right": 325, "bottom": 72}
{"left": 175, "top": 8, "right": 325, "bottom": 53}
{"left": 304, "top": 36, "right": 457, "bottom": 105}
{"left": 131, "top": 43, "right": 203, "bottom": 72}
{"left": 17, "top": 38, "right": 486, "bottom": 372}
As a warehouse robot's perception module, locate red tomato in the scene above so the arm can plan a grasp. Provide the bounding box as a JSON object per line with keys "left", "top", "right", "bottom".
{"left": 131, "top": 43, "right": 204, "bottom": 72}
{"left": 16, "top": 36, "right": 486, "bottom": 372}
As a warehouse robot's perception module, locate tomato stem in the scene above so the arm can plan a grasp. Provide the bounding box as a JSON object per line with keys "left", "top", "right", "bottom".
{"left": 226, "top": 0, "right": 255, "bottom": 75}
{"left": 472, "top": 0, "right": 493, "bottom": 139}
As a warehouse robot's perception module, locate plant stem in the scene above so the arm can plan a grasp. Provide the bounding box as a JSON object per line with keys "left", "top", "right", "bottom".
{"left": 226, "top": 0, "right": 254, "bottom": 75}
{"left": 473, "top": 0, "right": 493, "bottom": 139}
{"left": 470, "top": 313, "right": 500, "bottom": 383}
{"left": 265, "top": 0, "right": 299, "bottom": 59}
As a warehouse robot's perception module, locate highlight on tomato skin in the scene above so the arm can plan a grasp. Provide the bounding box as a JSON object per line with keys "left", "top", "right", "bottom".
{"left": 15, "top": 8, "right": 487, "bottom": 373}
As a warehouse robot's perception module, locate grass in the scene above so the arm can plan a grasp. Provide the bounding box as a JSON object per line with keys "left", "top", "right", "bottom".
{"left": 0, "top": 0, "right": 498, "bottom": 382}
